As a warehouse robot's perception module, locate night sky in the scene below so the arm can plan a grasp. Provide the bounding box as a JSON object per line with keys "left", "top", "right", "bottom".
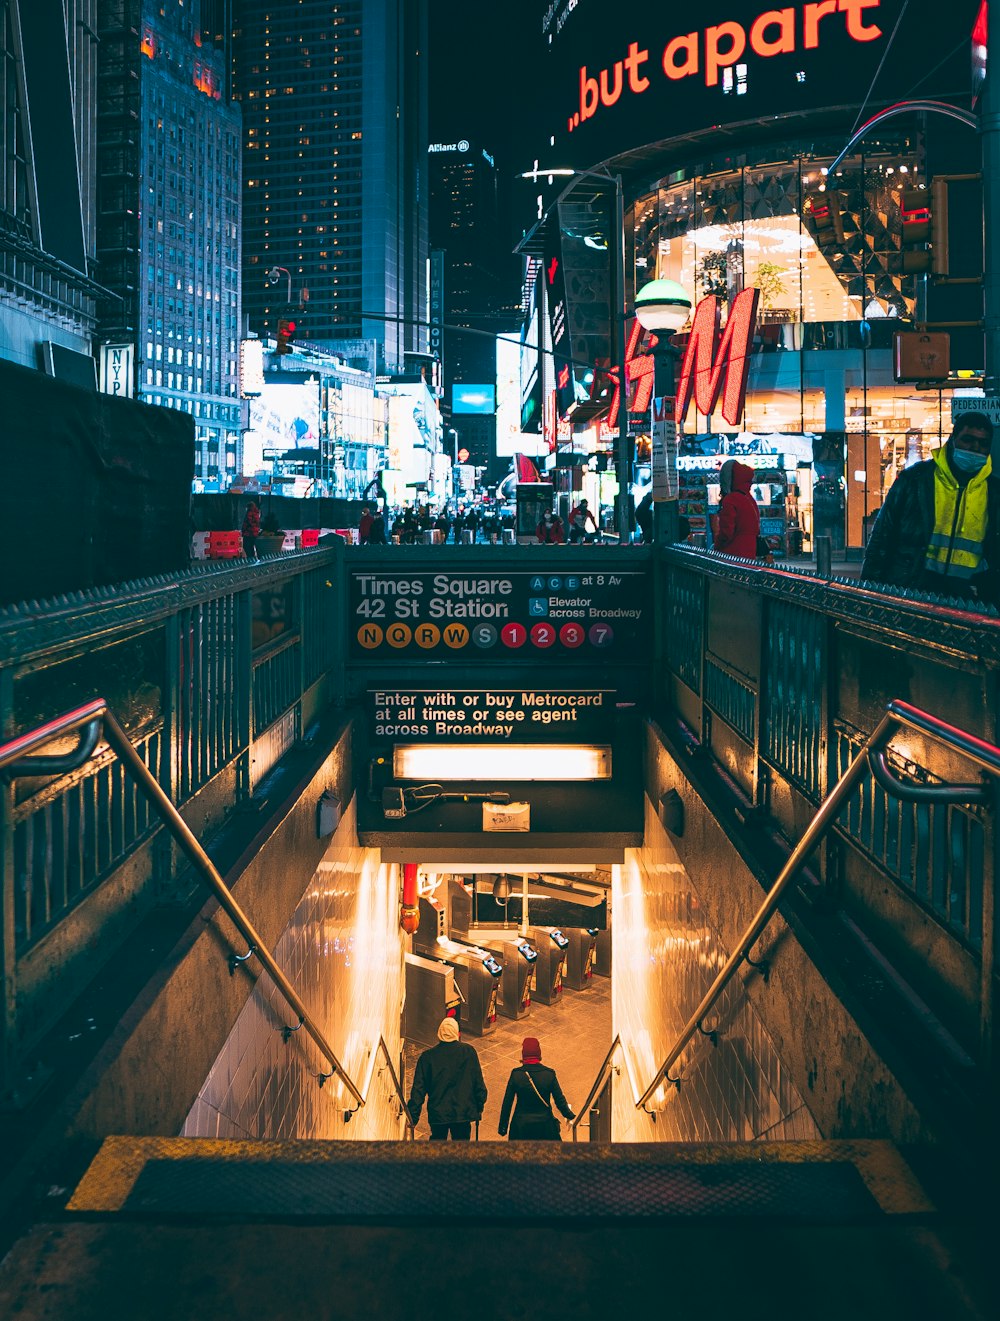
{"left": 428, "top": 0, "right": 541, "bottom": 247}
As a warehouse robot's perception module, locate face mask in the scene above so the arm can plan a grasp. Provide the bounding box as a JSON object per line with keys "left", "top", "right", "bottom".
{"left": 951, "top": 445, "right": 989, "bottom": 475}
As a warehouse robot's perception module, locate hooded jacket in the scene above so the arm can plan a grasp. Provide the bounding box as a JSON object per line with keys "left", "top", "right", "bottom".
{"left": 861, "top": 444, "right": 1000, "bottom": 602}
{"left": 407, "top": 1039, "right": 488, "bottom": 1127}
{"left": 714, "top": 461, "right": 760, "bottom": 559}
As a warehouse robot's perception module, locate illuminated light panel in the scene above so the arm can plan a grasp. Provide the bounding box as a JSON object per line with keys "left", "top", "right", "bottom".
{"left": 393, "top": 744, "right": 612, "bottom": 782}
{"left": 676, "top": 288, "right": 760, "bottom": 427}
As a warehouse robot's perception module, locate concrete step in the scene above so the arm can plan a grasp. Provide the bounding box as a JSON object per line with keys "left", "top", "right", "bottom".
{"left": 0, "top": 1137, "right": 992, "bottom": 1320}
{"left": 67, "top": 1134, "right": 929, "bottom": 1221}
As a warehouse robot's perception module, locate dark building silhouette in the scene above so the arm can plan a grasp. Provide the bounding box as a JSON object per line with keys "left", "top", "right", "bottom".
{"left": 428, "top": 138, "right": 520, "bottom": 470}
{"left": 233, "top": 0, "right": 428, "bottom": 375}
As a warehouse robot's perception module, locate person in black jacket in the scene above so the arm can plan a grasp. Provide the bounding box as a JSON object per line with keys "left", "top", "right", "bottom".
{"left": 861, "top": 413, "right": 999, "bottom": 604}
{"left": 498, "top": 1036, "right": 574, "bottom": 1141}
{"left": 407, "top": 1016, "right": 487, "bottom": 1141}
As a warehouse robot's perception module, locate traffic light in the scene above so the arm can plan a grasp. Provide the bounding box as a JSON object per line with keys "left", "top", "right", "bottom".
{"left": 803, "top": 189, "right": 844, "bottom": 249}
{"left": 899, "top": 188, "right": 931, "bottom": 272}
{"left": 276, "top": 318, "right": 296, "bottom": 355}
{"left": 898, "top": 183, "right": 949, "bottom": 275}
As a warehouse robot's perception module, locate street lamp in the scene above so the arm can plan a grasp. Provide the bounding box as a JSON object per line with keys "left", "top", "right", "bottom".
{"left": 634, "top": 278, "right": 694, "bottom": 545}
{"left": 518, "top": 165, "right": 629, "bottom": 541}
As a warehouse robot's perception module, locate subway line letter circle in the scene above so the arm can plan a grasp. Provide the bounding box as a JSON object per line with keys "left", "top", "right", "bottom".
{"left": 386, "top": 623, "right": 412, "bottom": 649}
{"left": 442, "top": 623, "right": 470, "bottom": 648}
{"left": 357, "top": 624, "right": 384, "bottom": 649}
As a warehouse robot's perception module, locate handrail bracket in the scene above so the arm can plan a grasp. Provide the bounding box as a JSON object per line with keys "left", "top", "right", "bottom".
{"left": 228, "top": 945, "right": 256, "bottom": 975}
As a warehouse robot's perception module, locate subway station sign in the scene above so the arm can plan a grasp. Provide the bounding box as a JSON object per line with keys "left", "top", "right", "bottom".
{"left": 349, "top": 570, "right": 648, "bottom": 661}
{"left": 369, "top": 688, "right": 615, "bottom": 743}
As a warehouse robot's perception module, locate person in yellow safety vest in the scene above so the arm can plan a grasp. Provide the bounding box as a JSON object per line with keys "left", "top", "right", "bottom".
{"left": 861, "top": 413, "right": 998, "bottom": 606}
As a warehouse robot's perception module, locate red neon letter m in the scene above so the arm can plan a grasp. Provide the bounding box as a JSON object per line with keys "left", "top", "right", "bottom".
{"left": 676, "top": 288, "right": 760, "bottom": 427}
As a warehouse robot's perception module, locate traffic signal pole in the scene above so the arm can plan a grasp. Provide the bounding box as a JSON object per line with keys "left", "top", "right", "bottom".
{"left": 981, "top": 37, "right": 1000, "bottom": 408}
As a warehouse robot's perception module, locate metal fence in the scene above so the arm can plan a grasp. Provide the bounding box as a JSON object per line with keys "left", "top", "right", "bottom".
{"left": 0, "top": 547, "right": 342, "bottom": 1068}
{"left": 659, "top": 547, "right": 998, "bottom": 1046}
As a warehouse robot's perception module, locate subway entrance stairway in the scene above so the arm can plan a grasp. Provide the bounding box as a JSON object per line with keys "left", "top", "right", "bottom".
{"left": 1, "top": 544, "right": 999, "bottom": 1316}
{"left": 0, "top": 1137, "right": 993, "bottom": 1319}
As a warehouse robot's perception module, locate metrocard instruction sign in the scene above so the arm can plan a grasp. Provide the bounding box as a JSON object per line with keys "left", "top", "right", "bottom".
{"left": 349, "top": 570, "right": 648, "bottom": 661}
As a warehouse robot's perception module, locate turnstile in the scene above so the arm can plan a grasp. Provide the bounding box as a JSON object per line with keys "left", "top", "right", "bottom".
{"left": 403, "top": 953, "right": 461, "bottom": 1045}
{"left": 486, "top": 939, "right": 537, "bottom": 1019}
{"left": 564, "top": 928, "right": 598, "bottom": 990}
{"left": 448, "top": 949, "right": 503, "bottom": 1036}
{"left": 594, "top": 925, "right": 612, "bottom": 977}
{"left": 529, "top": 927, "right": 568, "bottom": 1006}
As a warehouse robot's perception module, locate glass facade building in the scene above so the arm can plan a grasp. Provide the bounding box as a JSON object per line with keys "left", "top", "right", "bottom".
{"left": 1, "top": 0, "right": 100, "bottom": 377}
{"left": 524, "top": 0, "right": 984, "bottom": 551}
{"left": 628, "top": 134, "right": 971, "bottom": 549}
{"left": 234, "top": 0, "right": 428, "bottom": 375}
{"left": 97, "top": 0, "right": 242, "bottom": 488}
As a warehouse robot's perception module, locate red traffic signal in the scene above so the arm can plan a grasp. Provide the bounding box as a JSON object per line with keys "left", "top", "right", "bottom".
{"left": 276, "top": 319, "right": 297, "bottom": 355}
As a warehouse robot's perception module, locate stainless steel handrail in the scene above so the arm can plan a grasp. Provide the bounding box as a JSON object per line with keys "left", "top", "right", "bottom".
{"left": 635, "top": 699, "right": 1000, "bottom": 1111}
{"left": 355, "top": 1035, "right": 415, "bottom": 1138}
{"left": 0, "top": 700, "right": 365, "bottom": 1112}
{"left": 569, "top": 1033, "right": 625, "bottom": 1142}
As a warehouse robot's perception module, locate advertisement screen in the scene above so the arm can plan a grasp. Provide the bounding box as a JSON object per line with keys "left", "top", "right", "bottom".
{"left": 453, "top": 384, "right": 496, "bottom": 414}
{"left": 538, "top": 1, "right": 977, "bottom": 171}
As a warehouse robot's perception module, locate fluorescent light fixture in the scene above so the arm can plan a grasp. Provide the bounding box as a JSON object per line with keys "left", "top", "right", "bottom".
{"left": 393, "top": 744, "right": 612, "bottom": 782}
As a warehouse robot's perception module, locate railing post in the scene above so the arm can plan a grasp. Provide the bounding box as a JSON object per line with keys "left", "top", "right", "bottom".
{"left": 0, "top": 665, "right": 15, "bottom": 1093}
{"left": 236, "top": 586, "right": 254, "bottom": 800}
{"left": 984, "top": 779, "right": 998, "bottom": 1069}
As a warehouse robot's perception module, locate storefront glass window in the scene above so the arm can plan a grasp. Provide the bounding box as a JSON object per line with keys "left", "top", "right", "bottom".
{"left": 629, "top": 136, "right": 965, "bottom": 552}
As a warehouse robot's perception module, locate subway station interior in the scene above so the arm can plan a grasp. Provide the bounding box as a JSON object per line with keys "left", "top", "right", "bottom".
{"left": 0, "top": 540, "right": 997, "bottom": 1316}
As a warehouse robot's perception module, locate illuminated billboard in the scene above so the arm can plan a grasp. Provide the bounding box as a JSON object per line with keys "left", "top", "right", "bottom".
{"left": 538, "top": 1, "right": 978, "bottom": 171}
{"left": 453, "top": 384, "right": 496, "bottom": 414}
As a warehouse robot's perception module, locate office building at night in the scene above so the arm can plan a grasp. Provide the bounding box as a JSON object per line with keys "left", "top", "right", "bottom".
{"left": 233, "top": 0, "right": 429, "bottom": 375}
{"left": 427, "top": 138, "right": 512, "bottom": 471}
{"left": 96, "top": 0, "right": 242, "bottom": 488}
{"left": 0, "top": 0, "right": 101, "bottom": 382}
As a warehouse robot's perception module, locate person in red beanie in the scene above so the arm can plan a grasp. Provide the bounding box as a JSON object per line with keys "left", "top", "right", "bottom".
{"left": 712, "top": 459, "right": 760, "bottom": 560}
{"left": 498, "top": 1037, "right": 574, "bottom": 1141}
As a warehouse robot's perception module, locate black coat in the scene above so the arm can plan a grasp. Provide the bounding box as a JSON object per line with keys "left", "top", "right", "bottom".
{"left": 407, "top": 1040, "right": 487, "bottom": 1127}
{"left": 498, "top": 1063, "right": 574, "bottom": 1140}
{"left": 860, "top": 456, "right": 1000, "bottom": 602}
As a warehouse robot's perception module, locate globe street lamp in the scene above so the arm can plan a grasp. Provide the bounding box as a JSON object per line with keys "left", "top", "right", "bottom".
{"left": 634, "top": 278, "right": 693, "bottom": 545}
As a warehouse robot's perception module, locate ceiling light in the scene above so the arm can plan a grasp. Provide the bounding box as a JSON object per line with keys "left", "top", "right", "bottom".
{"left": 393, "top": 744, "right": 612, "bottom": 782}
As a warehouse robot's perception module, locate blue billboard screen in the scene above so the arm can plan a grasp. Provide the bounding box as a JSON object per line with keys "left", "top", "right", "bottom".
{"left": 453, "top": 384, "right": 496, "bottom": 414}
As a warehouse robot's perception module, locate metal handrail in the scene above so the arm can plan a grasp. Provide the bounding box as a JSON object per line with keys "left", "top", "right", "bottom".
{"left": 355, "top": 1035, "right": 415, "bottom": 1139}
{"left": 569, "top": 1034, "right": 626, "bottom": 1142}
{"left": 635, "top": 698, "right": 1000, "bottom": 1111}
{"left": 0, "top": 700, "right": 365, "bottom": 1114}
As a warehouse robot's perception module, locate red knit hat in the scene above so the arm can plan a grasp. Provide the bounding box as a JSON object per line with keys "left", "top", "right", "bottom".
{"left": 521, "top": 1037, "right": 541, "bottom": 1062}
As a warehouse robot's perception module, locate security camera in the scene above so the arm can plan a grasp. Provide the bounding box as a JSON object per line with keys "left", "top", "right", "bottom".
{"left": 266, "top": 267, "right": 282, "bottom": 285}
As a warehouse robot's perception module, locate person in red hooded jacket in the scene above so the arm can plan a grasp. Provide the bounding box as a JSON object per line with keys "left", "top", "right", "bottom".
{"left": 713, "top": 459, "right": 760, "bottom": 560}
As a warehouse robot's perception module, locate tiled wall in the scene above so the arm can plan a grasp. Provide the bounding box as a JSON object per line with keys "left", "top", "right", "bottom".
{"left": 183, "top": 800, "right": 407, "bottom": 1141}
{"left": 611, "top": 798, "right": 819, "bottom": 1143}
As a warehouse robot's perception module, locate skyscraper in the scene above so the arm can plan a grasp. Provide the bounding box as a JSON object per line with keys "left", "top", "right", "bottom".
{"left": 0, "top": 0, "right": 101, "bottom": 382}
{"left": 428, "top": 138, "right": 519, "bottom": 471}
{"left": 96, "top": 0, "right": 243, "bottom": 488}
{"left": 233, "top": 0, "right": 428, "bottom": 375}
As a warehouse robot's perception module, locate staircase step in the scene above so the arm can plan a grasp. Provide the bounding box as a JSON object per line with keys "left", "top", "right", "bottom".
{"left": 68, "top": 1136, "right": 931, "bottom": 1221}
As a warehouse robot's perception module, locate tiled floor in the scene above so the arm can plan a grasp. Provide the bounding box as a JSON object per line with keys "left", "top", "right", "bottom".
{"left": 403, "top": 972, "right": 612, "bottom": 1142}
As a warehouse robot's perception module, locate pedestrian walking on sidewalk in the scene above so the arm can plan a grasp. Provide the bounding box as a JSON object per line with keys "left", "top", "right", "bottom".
{"left": 861, "top": 413, "right": 999, "bottom": 605}
{"left": 407, "top": 1016, "right": 487, "bottom": 1141}
{"left": 498, "top": 1037, "right": 574, "bottom": 1141}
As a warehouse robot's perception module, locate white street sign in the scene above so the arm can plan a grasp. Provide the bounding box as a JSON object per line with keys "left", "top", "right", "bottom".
{"left": 651, "top": 396, "right": 678, "bottom": 501}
